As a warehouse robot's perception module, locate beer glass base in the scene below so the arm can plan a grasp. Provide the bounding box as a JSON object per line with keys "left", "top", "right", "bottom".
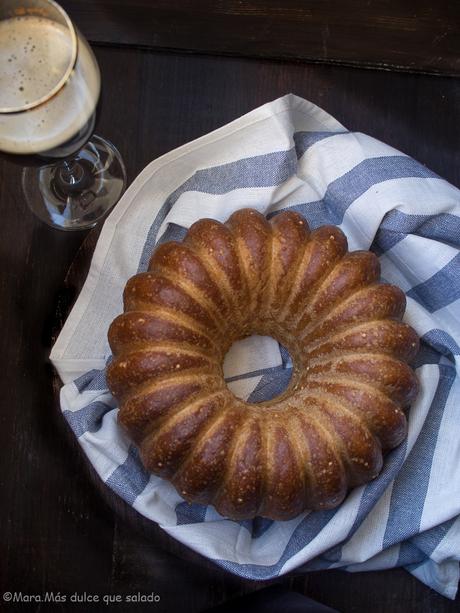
{"left": 22, "top": 135, "right": 126, "bottom": 231}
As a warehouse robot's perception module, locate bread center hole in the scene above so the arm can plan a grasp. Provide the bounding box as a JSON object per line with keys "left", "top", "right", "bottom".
{"left": 223, "top": 335, "right": 293, "bottom": 403}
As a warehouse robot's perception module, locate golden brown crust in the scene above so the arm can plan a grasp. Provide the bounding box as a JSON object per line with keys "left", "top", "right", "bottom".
{"left": 225, "top": 209, "right": 272, "bottom": 322}
{"left": 107, "top": 208, "right": 419, "bottom": 521}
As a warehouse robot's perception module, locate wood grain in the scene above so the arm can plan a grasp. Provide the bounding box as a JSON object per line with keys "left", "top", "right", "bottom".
{"left": 0, "top": 45, "right": 459, "bottom": 612}
{"left": 60, "top": 0, "right": 460, "bottom": 76}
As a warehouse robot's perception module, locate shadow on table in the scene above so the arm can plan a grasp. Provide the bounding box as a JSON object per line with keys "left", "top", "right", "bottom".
{"left": 204, "top": 584, "right": 340, "bottom": 613}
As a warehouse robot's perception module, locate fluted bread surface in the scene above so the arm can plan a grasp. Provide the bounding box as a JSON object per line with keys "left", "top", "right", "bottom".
{"left": 107, "top": 209, "right": 419, "bottom": 521}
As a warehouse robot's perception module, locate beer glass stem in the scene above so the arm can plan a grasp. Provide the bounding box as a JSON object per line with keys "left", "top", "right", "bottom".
{"left": 60, "top": 160, "right": 83, "bottom": 186}
{"left": 22, "top": 134, "right": 126, "bottom": 229}
{"left": 59, "top": 159, "right": 85, "bottom": 188}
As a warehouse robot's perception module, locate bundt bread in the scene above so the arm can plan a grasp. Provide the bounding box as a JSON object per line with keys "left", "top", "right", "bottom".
{"left": 107, "top": 208, "right": 419, "bottom": 521}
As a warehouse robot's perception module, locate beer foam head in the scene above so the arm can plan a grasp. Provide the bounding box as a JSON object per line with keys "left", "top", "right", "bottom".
{"left": 0, "top": 16, "right": 76, "bottom": 112}
{"left": 0, "top": 16, "right": 100, "bottom": 154}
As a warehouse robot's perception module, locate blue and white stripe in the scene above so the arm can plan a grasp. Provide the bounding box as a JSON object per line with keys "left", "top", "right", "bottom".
{"left": 52, "top": 95, "right": 460, "bottom": 599}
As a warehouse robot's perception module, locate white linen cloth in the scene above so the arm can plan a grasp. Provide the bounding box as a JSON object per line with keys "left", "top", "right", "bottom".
{"left": 51, "top": 94, "right": 460, "bottom": 599}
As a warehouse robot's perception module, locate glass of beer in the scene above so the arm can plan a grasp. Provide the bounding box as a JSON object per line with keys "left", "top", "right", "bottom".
{"left": 0, "top": 0, "right": 126, "bottom": 230}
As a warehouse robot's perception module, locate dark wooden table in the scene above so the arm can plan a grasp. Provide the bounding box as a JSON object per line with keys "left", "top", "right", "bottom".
{"left": 1, "top": 3, "right": 460, "bottom": 612}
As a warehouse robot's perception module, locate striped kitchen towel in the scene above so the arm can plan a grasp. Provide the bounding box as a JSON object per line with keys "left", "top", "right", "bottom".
{"left": 50, "top": 94, "right": 460, "bottom": 599}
